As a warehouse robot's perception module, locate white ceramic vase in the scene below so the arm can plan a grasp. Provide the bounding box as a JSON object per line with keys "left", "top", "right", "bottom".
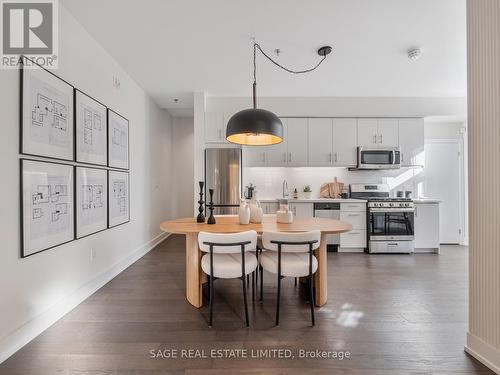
{"left": 238, "top": 200, "right": 250, "bottom": 225}
{"left": 249, "top": 199, "right": 263, "bottom": 223}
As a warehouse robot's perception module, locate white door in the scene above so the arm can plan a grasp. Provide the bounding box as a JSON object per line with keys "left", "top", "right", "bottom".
{"left": 357, "top": 118, "right": 378, "bottom": 146}
{"left": 205, "top": 112, "right": 224, "bottom": 143}
{"left": 308, "top": 118, "right": 333, "bottom": 166}
{"left": 242, "top": 146, "right": 267, "bottom": 167}
{"left": 266, "top": 118, "right": 288, "bottom": 167}
{"left": 377, "top": 119, "right": 399, "bottom": 147}
{"left": 423, "top": 141, "right": 461, "bottom": 243}
{"left": 332, "top": 118, "right": 357, "bottom": 166}
{"left": 399, "top": 119, "right": 424, "bottom": 166}
{"left": 287, "top": 118, "right": 309, "bottom": 166}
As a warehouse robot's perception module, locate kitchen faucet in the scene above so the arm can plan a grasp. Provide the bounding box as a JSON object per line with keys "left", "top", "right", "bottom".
{"left": 282, "top": 180, "right": 288, "bottom": 198}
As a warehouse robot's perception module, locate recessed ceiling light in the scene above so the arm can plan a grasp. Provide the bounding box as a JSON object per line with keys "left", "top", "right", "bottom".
{"left": 408, "top": 48, "right": 422, "bottom": 61}
{"left": 173, "top": 98, "right": 179, "bottom": 103}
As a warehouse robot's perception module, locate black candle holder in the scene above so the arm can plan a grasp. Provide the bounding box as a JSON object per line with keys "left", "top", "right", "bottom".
{"left": 196, "top": 181, "right": 205, "bottom": 223}
{"left": 207, "top": 188, "right": 216, "bottom": 225}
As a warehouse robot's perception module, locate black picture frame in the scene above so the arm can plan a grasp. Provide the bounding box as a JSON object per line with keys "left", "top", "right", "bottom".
{"left": 107, "top": 109, "right": 130, "bottom": 170}
{"left": 20, "top": 158, "right": 75, "bottom": 258}
{"left": 20, "top": 56, "right": 75, "bottom": 162}
{"left": 107, "top": 169, "right": 130, "bottom": 228}
{"left": 75, "top": 165, "right": 109, "bottom": 239}
{"left": 74, "top": 89, "right": 108, "bottom": 167}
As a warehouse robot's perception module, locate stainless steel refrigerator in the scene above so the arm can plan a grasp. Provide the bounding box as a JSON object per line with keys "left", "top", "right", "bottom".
{"left": 205, "top": 148, "right": 242, "bottom": 215}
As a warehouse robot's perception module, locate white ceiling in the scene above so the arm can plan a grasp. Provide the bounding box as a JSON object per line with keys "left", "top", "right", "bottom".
{"left": 62, "top": 0, "right": 466, "bottom": 113}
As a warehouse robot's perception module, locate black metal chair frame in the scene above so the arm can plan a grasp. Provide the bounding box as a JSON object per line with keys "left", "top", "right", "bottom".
{"left": 260, "top": 239, "right": 319, "bottom": 327}
{"left": 202, "top": 240, "right": 255, "bottom": 327}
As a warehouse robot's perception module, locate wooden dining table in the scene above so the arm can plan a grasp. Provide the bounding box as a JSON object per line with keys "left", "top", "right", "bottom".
{"left": 160, "top": 214, "right": 352, "bottom": 308}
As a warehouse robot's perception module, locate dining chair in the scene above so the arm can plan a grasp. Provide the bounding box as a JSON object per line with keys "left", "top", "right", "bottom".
{"left": 260, "top": 230, "right": 321, "bottom": 326}
{"left": 198, "top": 230, "right": 258, "bottom": 327}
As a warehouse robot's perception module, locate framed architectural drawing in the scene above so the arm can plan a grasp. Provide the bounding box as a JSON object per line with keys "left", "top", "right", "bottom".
{"left": 108, "top": 170, "right": 130, "bottom": 228}
{"left": 21, "top": 57, "right": 74, "bottom": 161}
{"left": 75, "top": 166, "right": 108, "bottom": 238}
{"left": 21, "top": 159, "right": 74, "bottom": 257}
{"left": 107, "top": 110, "right": 129, "bottom": 169}
{"left": 75, "top": 90, "right": 107, "bottom": 166}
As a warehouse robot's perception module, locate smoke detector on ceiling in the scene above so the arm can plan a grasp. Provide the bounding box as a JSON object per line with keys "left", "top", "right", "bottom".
{"left": 407, "top": 48, "right": 422, "bottom": 61}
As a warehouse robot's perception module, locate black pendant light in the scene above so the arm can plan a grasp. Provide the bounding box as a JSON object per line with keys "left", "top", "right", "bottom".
{"left": 226, "top": 43, "right": 332, "bottom": 146}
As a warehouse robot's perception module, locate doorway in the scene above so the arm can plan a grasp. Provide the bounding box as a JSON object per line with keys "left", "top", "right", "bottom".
{"left": 422, "top": 140, "right": 463, "bottom": 244}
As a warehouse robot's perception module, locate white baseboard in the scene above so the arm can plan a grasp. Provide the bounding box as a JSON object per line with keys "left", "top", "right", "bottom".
{"left": 0, "top": 232, "right": 170, "bottom": 364}
{"left": 465, "top": 332, "right": 500, "bottom": 374}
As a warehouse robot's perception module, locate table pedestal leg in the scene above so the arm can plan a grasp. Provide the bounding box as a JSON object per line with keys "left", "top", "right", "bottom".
{"left": 186, "top": 233, "right": 204, "bottom": 308}
{"left": 314, "top": 233, "right": 328, "bottom": 306}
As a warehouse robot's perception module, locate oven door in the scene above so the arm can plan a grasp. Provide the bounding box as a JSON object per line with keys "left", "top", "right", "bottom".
{"left": 369, "top": 208, "right": 414, "bottom": 240}
{"left": 358, "top": 147, "right": 401, "bottom": 169}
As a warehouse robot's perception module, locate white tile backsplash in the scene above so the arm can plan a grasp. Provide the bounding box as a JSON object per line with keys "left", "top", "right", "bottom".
{"left": 243, "top": 167, "right": 422, "bottom": 199}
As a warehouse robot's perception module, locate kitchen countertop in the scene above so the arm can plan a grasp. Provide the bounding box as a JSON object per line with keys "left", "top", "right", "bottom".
{"left": 413, "top": 199, "right": 441, "bottom": 204}
{"left": 258, "top": 198, "right": 367, "bottom": 203}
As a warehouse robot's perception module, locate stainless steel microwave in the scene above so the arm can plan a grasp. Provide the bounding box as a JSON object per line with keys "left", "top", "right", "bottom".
{"left": 357, "top": 146, "right": 401, "bottom": 169}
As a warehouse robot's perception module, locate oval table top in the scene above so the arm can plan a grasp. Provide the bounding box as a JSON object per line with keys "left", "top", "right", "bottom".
{"left": 160, "top": 214, "right": 353, "bottom": 235}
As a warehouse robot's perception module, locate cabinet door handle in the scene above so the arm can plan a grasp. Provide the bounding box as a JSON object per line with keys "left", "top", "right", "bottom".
{"left": 293, "top": 206, "right": 296, "bottom": 216}
{"left": 347, "top": 214, "right": 359, "bottom": 217}
{"left": 415, "top": 206, "right": 418, "bottom": 217}
{"left": 334, "top": 152, "right": 338, "bottom": 162}
{"left": 401, "top": 153, "right": 404, "bottom": 162}
{"left": 328, "top": 152, "right": 332, "bottom": 162}
{"left": 284, "top": 152, "right": 287, "bottom": 162}
{"left": 373, "top": 134, "right": 377, "bottom": 143}
{"left": 288, "top": 152, "right": 292, "bottom": 162}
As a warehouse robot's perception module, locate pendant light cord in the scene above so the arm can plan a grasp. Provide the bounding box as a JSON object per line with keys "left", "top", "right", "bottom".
{"left": 252, "top": 42, "right": 329, "bottom": 108}
{"left": 253, "top": 42, "right": 328, "bottom": 84}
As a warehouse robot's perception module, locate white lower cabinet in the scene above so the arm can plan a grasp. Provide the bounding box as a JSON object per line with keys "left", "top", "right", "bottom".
{"left": 289, "top": 202, "right": 314, "bottom": 218}
{"left": 261, "top": 202, "right": 279, "bottom": 214}
{"left": 414, "top": 202, "right": 440, "bottom": 253}
{"left": 339, "top": 203, "right": 367, "bottom": 252}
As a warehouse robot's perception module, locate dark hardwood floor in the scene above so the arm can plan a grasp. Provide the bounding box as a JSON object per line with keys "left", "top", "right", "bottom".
{"left": 0, "top": 235, "right": 493, "bottom": 374}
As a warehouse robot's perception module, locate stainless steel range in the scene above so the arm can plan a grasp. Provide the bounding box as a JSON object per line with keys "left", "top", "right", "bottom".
{"left": 350, "top": 183, "right": 415, "bottom": 254}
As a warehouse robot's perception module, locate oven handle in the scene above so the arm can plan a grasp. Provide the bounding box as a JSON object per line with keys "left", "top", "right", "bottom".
{"left": 369, "top": 208, "right": 415, "bottom": 212}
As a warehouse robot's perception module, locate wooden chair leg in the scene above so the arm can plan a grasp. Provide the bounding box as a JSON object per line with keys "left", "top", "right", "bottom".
{"left": 242, "top": 276, "right": 249, "bottom": 327}
{"left": 309, "top": 274, "right": 315, "bottom": 326}
{"left": 252, "top": 271, "right": 255, "bottom": 302}
{"left": 260, "top": 264, "right": 264, "bottom": 302}
{"left": 209, "top": 275, "right": 214, "bottom": 327}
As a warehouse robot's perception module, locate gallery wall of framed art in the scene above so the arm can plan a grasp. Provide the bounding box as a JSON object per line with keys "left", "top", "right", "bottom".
{"left": 18, "top": 56, "right": 131, "bottom": 258}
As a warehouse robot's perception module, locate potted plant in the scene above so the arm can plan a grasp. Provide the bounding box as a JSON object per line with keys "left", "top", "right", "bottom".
{"left": 303, "top": 185, "right": 312, "bottom": 199}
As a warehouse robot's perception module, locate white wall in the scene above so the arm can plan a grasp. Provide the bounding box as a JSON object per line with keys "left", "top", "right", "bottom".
{"left": 0, "top": 5, "right": 174, "bottom": 362}
{"left": 172, "top": 117, "right": 194, "bottom": 217}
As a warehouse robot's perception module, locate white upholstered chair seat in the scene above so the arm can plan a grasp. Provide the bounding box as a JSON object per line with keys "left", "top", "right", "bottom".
{"left": 201, "top": 252, "right": 258, "bottom": 279}
{"left": 260, "top": 251, "right": 318, "bottom": 277}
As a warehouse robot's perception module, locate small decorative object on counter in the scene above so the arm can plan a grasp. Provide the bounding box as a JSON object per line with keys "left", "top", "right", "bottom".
{"left": 293, "top": 188, "right": 299, "bottom": 199}
{"left": 244, "top": 183, "right": 256, "bottom": 200}
{"left": 303, "top": 185, "right": 312, "bottom": 199}
{"left": 405, "top": 191, "right": 412, "bottom": 199}
{"left": 196, "top": 181, "right": 205, "bottom": 223}
{"left": 340, "top": 186, "right": 349, "bottom": 199}
{"left": 238, "top": 199, "right": 250, "bottom": 224}
{"left": 396, "top": 190, "right": 404, "bottom": 198}
{"left": 207, "top": 189, "right": 216, "bottom": 224}
{"left": 276, "top": 199, "right": 293, "bottom": 223}
{"left": 320, "top": 177, "right": 344, "bottom": 198}
{"left": 249, "top": 195, "right": 263, "bottom": 223}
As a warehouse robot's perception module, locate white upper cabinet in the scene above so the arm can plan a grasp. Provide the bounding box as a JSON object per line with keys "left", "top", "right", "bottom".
{"left": 357, "top": 118, "right": 399, "bottom": 147}
{"left": 204, "top": 112, "right": 227, "bottom": 143}
{"left": 242, "top": 146, "right": 267, "bottom": 167}
{"left": 377, "top": 119, "right": 399, "bottom": 147}
{"left": 286, "top": 118, "right": 308, "bottom": 166}
{"left": 398, "top": 118, "right": 424, "bottom": 166}
{"left": 308, "top": 118, "right": 333, "bottom": 166}
{"left": 266, "top": 118, "right": 288, "bottom": 166}
{"left": 357, "top": 119, "right": 378, "bottom": 146}
{"left": 332, "top": 118, "right": 357, "bottom": 167}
